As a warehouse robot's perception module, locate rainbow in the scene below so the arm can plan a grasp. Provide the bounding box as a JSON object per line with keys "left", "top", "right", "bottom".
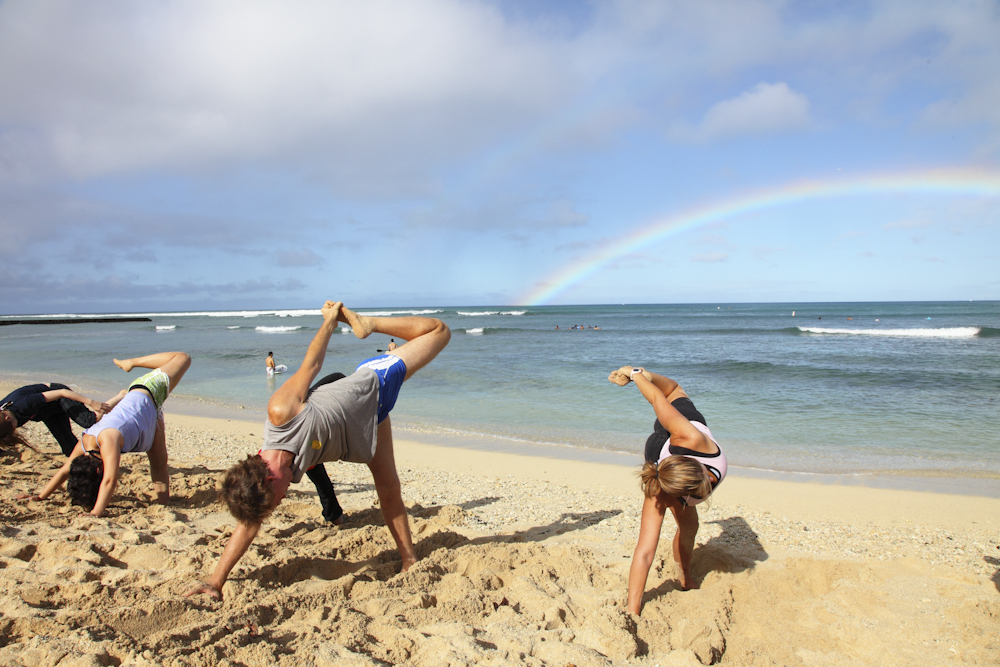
{"left": 519, "top": 168, "right": 1000, "bottom": 305}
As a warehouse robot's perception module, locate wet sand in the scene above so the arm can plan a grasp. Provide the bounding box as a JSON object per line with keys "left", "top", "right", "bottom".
{"left": 1, "top": 391, "right": 998, "bottom": 666}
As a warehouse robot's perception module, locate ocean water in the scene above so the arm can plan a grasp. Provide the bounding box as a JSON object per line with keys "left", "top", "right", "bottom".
{"left": 2, "top": 302, "right": 999, "bottom": 486}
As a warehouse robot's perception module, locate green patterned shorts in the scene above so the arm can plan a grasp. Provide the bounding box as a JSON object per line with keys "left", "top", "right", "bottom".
{"left": 128, "top": 369, "right": 170, "bottom": 410}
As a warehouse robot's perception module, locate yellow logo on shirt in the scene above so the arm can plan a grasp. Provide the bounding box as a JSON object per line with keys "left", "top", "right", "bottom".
{"left": 311, "top": 440, "right": 322, "bottom": 450}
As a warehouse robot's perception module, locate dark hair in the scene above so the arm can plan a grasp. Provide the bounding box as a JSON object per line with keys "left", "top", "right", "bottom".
{"left": 268, "top": 351, "right": 273, "bottom": 356}
{"left": 219, "top": 455, "right": 274, "bottom": 525}
{"left": 68, "top": 455, "right": 103, "bottom": 510}
{"left": 0, "top": 416, "right": 34, "bottom": 451}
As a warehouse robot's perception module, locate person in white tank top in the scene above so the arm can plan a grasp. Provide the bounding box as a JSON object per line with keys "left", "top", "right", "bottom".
{"left": 608, "top": 366, "right": 727, "bottom": 615}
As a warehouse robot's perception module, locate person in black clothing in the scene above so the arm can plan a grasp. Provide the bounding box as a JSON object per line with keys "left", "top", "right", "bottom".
{"left": 1, "top": 383, "right": 120, "bottom": 455}
{"left": 303, "top": 372, "right": 347, "bottom": 525}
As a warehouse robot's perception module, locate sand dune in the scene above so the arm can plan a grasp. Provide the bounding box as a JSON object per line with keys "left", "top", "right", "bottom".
{"left": 1, "top": 417, "right": 998, "bottom": 666}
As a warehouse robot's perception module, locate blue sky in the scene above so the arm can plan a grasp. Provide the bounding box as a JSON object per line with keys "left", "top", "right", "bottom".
{"left": 1, "top": 0, "right": 998, "bottom": 314}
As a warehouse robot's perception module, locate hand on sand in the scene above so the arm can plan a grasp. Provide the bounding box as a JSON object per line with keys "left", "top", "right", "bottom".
{"left": 15, "top": 493, "right": 41, "bottom": 502}
{"left": 321, "top": 300, "right": 343, "bottom": 325}
{"left": 184, "top": 582, "right": 222, "bottom": 601}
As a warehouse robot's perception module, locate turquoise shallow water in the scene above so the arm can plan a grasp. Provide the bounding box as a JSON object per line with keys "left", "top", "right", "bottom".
{"left": 2, "top": 302, "right": 999, "bottom": 482}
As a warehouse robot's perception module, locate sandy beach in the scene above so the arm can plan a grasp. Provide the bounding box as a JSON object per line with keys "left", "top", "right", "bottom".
{"left": 2, "top": 391, "right": 999, "bottom": 666}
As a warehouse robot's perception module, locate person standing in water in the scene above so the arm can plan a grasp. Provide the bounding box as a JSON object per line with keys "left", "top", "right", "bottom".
{"left": 266, "top": 352, "right": 276, "bottom": 377}
{"left": 608, "top": 366, "right": 727, "bottom": 615}
{"left": 187, "top": 301, "right": 450, "bottom": 600}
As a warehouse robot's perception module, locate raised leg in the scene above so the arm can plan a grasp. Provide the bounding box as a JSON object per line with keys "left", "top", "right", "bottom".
{"left": 340, "top": 308, "right": 450, "bottom": 381}
{"left": 366, "top": 416, "right": 416, "bottom": 570}
{"left": 670, "top": 504, "right": 700, "bottom": 590}
{"left": 114, "top": 352, "right": 191, "bottom": 393}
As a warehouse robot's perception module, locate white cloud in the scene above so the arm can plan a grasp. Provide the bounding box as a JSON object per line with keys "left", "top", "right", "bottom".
{"left": 0, "top": 0, "right": 574, "bottom": 184}
{"left": 676, "top": 83, "right": 812, "bottom": 142}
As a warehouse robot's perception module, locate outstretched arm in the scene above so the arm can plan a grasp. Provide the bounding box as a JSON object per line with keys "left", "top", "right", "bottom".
{"left": 186, "top": 521, "right": 261, "bottom": 600}
{"left": 267, "top": 301, "right": 342, "bottom": 426}
{"left": 41, "top": 389, "right": 110, "bottom": 415}
{"left": 29, "top": 440, "right": 86, "bottom": 500}
{"left": 89, "top": 441, "right": 121, "bottom": 517}
{"left": 630, "top": 370, "right": 706, "bottom": 450}
{"left": 627, "top": 492, "right": 668, "bottom": 614}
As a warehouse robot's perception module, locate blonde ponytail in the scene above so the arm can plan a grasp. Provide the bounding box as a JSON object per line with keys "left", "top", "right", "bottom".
{"left": 638, "top": 456, "right": 713, "bottom": 504}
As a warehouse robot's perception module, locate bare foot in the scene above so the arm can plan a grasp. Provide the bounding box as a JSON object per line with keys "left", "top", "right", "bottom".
{"left": 113, "top": 359, "right": 134, "bottom": 372}
{"left": 677, "top": 563, "right": 700, "bottom": 590}
{"left": 340, "top": 306, "right": 375, "bottom": 339}
{"left": 400, "top": 556, "right": 417, "bottom": 572}
{"left": 331, "top": 514, "right": 346, "bottom": 526}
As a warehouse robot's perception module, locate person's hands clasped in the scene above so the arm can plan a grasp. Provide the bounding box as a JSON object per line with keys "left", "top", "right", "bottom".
{"left": 608, "top": 365, "right": 652, "bottom": 386}
{"left": 321, "top": 300, "right": 343, "bottom": 326}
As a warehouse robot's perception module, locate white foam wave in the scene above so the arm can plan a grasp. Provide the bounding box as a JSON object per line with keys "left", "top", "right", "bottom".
{"left": 7, "top": 309, "right": 324, "bottom": 319}
{"left": 339, "top": 326, "right": 353, "bottom": 334}
{"left": 272, "top": 309, "right": 321, "bottom": 317}
{"left": 465, "top": 327, "right": 485, "bottom": 334}
{"left": 6, "top": 307, "right": 446, "bottom": 319}
{"left": 155, "top": 325, "right": 176, "bottom": 330}
{"left": 456, "top": 310, "right": 525, "bottom": 316}
{"left": 798, "top": 326, "right": 980, "bottom": 338}
{"left": 358, "top": 309, "right": 444, "bottom": 316}
{"left": 256, "top": 326, "right": 302, "bottom": 333}
{"left": 227, "top": 326, "right": 240, "bottom": 329}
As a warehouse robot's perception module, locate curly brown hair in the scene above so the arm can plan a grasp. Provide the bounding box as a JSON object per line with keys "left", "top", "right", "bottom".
{"left": 219, "top": 455, "right": 274, "bottom": 525}
{"left": 638, "top": 455, "right": 713, "bottom": 505}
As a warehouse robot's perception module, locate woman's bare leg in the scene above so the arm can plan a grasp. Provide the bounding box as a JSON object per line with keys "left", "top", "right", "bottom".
{"left": 146, "top": 417, "right": 170, "bottom": 504}
{"left": 114, "top": 352, "right": 191, "bottom": 393}
{"left": 670, "top": 504, "right": 700, "bottom": 590}
{"left": 340, "top": 308, "right": 450, "bottom": 380}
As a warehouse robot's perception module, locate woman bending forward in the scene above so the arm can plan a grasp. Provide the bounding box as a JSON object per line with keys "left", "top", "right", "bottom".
{"left": 26, "top": 352, "right": 191, "bottom": 517}
{"left": 608, "top": 366, "right": 727, "bottom": 615}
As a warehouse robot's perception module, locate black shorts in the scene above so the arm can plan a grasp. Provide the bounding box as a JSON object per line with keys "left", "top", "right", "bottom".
{"left": 643, "top": 397, "right": 708, "bottom": 463}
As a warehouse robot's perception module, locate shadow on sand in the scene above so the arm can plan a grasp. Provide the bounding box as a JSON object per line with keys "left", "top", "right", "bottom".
{"left": 643, "top": 515, "right": 768, "bottom": 602}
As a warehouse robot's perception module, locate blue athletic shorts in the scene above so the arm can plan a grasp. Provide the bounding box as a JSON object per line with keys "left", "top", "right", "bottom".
{"left": 356, "top": 354, "right": 407, "bottom": 424}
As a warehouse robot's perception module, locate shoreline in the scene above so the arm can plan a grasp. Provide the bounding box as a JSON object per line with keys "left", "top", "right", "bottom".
{"left": 2, "top": 404, "right": 999, "bottom": 664}
{"left": 3, "top": 375, "right": 998, "bottom": 499}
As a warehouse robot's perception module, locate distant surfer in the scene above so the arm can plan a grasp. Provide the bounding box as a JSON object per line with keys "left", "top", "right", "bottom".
{"left": 387, "top": 339, "right": 397, "bottom": 352}
{"left": 608, "top": 366, "right": 727, "bottom": 615}
{"left": 1, "top": 384, "right": 121, "bottom": 456}
{"left": 24, "top": 351, "right": 191, "bottom": 517}
{"left": 187, "top": 301, "right": 450, "bottom": 600}
{"left": 266, "top": 352, "right": 276, "bottom": 376}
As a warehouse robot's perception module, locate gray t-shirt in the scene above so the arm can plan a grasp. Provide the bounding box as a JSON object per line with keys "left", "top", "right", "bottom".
{"left": 262, "top": 368, "right": 380, "bottom": 483}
